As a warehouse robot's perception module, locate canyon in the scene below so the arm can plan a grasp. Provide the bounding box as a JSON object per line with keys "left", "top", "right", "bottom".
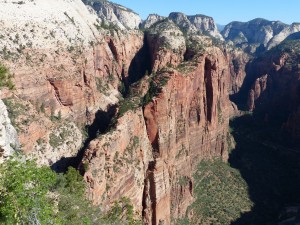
{"left": 0, "top": 0, "right": 300, "bottom": 224}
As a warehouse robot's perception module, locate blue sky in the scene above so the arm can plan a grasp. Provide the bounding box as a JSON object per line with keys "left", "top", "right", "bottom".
{"left": 112, "top": 0, "right": 300, "bottom": 25}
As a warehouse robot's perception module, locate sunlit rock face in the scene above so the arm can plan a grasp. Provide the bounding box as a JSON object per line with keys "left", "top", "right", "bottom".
{"left": 83, "top": 0, "right": 142, "bottom": 30}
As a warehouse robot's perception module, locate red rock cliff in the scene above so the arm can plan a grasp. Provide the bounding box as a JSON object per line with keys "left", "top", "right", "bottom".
{"left": 82, "top": 45, "right": 231, "bottom": 224}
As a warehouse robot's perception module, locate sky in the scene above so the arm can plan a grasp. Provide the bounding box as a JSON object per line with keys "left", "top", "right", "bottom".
{"left": 111, "top": 0, "right": 300, "bottom": 25}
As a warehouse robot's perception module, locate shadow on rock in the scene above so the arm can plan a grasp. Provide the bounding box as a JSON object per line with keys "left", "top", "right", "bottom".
{"left": 229, "top": 115, "right": 300, "bottom": 225}
{"left": 51, "top": 105, "right": 117, "bottom": 173}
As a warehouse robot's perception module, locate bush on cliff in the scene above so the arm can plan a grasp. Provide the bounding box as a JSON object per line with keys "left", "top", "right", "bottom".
{"left": 0, "top": 158, "right": 58, "bottom": 224}
{"left": 0, "top": 64, "right": 14, "bottom": 90}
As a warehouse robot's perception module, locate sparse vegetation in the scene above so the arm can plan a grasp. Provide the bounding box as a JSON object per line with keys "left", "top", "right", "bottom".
{"left": 103, "top": 197, "right": 141, "bottom": 225}
{"left": 94, "top": 21, "right": 119, "bottom": 32}
{"left": 49, "top": 126, "right": 70, "bottom": 148}
{"left": 2, "top": 98, "right": 28, "bottom": 131}
{"left": 142, "top": 72, "right": 170, "bottom": 105}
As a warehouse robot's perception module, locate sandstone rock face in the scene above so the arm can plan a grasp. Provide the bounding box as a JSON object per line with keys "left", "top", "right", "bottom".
{"left": 0, "top": 0, "right": 144, "bottom": 165}
{"left": 226, "top": 47, "right": 251, "bottom": 95}
{"left": 187, "top": 14, "right": 224, "bottom": 39}
{"left": 29, "top": 122, "right": 83, "bottom": 167}
{"left": 0, "top": 99, "right": 19, "bottom": 163}
{"left": 247, "top": 74, "right": 269, "bottom": 111}
{"left": 168, "top": 12, "right": 198, "bottom": 34}
{"left": 141, "top": 12, "right": 223, "bottom": 40}
{"left": 142, "top": 48, "right": 230, "bottom": 224}
{"left": 81, "top": 109, "right": 153, "bottom": 211}
{"left": 82, "top": 44, "right": 231, "bottom": 224}
{"left": 83, "top": 0, "right": 142, "bottom": 30}
{"left": 0, "top": 97, "right": 83, "bottom": 167}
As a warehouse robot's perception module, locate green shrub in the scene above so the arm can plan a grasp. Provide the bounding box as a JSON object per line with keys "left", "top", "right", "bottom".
{"left": 142, "top": 73, "right": 169, "bottom": 105}
{"left": 103, "top": 197, "right": 141, "bottom": 225}
{"left": 0, "top": 158, "right": 58, "bottom": 224}
{"left": 0, "top": 156, "right": 140, "bottom": 225}
{"left": 118, "top": 99, "right": 136, "bottom": 116}
{"left": 0, "top": 64, "right": 14, "bottom": 90}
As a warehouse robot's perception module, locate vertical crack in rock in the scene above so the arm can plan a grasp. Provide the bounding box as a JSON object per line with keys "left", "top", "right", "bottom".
{"left": 204, "top": 58, "right": 214, "bottom": 123}
{"left": 142, "top": 100, "right": 161, "bottom": 224}
{"left": 142, "top": 161, "right": 157, "bottom": 225}
{"left": 143, "top": 102, "right": 160, "bottom": 157}
{"left": 108, "top": 38, "right": 119, "bottom": 61}
{"left": 189, "top": 92, "right": 201, "bottom": 126}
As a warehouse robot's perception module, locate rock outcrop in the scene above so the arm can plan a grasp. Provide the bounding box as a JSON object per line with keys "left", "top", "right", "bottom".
{"left": 142, "top": 49, "right": 231, "bottom": 224}
{"left": 141, "top": 12, "right": 223, "bottom": 40}
{"left": 0, "top": 99, "right": 19, "bottom": 163}
{"left": 141, "top": 14, "right": 166, "bottom": 29}
{"left": 83, "top": 0, "right": 142, "bottom": 30}
{"left": 146, "top": 19, "right": 186, "bottom": 72}
{"left": 82, "top": 109, "right": 153, "bottom": 211}
{"left": 267, "top": 23, "right": 300, "bottom": 49}
{"left": 187, "top": 14, "right": 223, "bottom": 39}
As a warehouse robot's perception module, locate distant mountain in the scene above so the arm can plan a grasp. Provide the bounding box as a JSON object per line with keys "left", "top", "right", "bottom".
{"left": 221, "top": 18, "right": 300, "bottom": 54}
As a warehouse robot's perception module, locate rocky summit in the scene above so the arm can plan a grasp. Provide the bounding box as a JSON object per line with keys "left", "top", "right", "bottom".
{"left": 1, "top": 1, "right": 300, "bottom": 225}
